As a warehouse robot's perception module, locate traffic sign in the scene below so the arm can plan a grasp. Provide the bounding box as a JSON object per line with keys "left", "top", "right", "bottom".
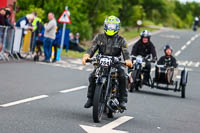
{"left": 137, "top": 20, "right": 142, "bottom": 26}
{"left": 58, "top": 10, "right": 71, "bottom": 24}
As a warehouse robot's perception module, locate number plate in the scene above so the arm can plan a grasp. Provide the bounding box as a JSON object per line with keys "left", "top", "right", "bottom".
{"left": 136, "top": 56, "right": 143, "bottom": 64}
{"left": 100, "top": 58, "right": 112, "bottom": 66}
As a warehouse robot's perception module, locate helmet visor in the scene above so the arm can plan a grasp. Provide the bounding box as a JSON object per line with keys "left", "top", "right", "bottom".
{"left": 107, "top": 23, "right": 117, "bottom": 31}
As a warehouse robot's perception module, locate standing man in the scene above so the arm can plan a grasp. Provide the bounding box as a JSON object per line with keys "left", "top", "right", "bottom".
{"left": 43, "top": 12, "right": 57, "bottom": 62}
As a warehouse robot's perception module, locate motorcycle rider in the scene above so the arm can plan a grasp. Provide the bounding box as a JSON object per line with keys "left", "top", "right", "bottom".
{"left": 82, "top": 16, "right": 132, "bottom": 109}
{"left": 131, "top": 30, "right": 157, "bottom": 83}
{"left": 157, "top": 45, "right": 178, "bottom": 83}
{"left": 157, "top": 45, "right": 178, "bottom": 67}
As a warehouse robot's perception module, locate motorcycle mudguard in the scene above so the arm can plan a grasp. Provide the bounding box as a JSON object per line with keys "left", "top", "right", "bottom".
{"left": 181, "top": 69, "right": 188, "bottom": 86}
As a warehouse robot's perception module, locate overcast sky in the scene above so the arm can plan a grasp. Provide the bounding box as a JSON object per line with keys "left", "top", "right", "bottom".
{"left": 179, "top": 0, "right": 200, "bottom": 3}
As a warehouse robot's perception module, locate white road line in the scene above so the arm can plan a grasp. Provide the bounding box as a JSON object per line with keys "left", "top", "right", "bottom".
{"left": 187, "top": 61, "right": 193, "bottom": 66}
{"left": 178, "top": 67, "right": 192, "bottom": 71}
{"left": 186, "top": 41, "right": 191, "bottom": 46}
{"left": 181, "top": 45, "right": 186, "bottom": 50}
{"left": 0, "top": 95, "right": 48, "bottom": 107}
{"left": 195, "top": 62, "right": 200, "bottom": 67}
{"left": 102, "top": 116, "right": 133, "bottom": 129}
{"left": 80, "top": 116, "right": 133, "bottom": 133}
{"left": 86, "top": 68, "right": 93, "bottom": 72}
{"left": 191, "top": 37, "right": 195, "bottom": 41}
{"left": 59, "top": 86, "right": 87, "bottom": 93}
{"left": 183, "top": 61, "right": 188, "bottom": 66}
{"left": 175, "top": 50, "right": 181, "bottom": 57}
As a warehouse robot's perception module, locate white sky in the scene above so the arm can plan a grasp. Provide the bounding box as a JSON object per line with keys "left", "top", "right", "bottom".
{"left": 179, "top": 0, "right": 200, "bottom": 3}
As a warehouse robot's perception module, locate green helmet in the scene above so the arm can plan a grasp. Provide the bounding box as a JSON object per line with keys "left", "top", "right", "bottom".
{"left": 104, "top": 16, "right": 120, "bottom": 36}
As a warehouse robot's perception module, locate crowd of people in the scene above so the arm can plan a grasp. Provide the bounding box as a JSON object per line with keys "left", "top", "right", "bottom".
{"left": 0, "top": 8, "right": 85, "bottom": 62}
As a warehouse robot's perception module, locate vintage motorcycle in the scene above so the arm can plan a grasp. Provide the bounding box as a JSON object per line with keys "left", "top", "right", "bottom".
{"left": 129, "top": 55, "right": 153, "bottom": 92}
{"left": 86, "top": 54, "right": 125, "bottom": 123}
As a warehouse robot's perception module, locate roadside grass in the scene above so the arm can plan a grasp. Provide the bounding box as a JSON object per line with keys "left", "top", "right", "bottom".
{"left": 61, "top": 45, "right": 89, "bottom": 58}
{"left": 119, "top": 26, "right": 159, "bottom": 40}
{"left": 61, "top": 26, "right": 159, "bottom": 58}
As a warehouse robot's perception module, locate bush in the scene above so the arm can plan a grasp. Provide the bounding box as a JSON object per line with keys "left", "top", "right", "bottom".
{"left": 16, "top": 5, "right": 45, "bottom": 22}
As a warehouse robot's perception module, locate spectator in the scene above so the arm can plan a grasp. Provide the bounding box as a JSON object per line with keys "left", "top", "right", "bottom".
{"left": 0, "top": 8, "right": 6, "bottom": 52}
{"left": 75, "top": 32, "right": 80, "bottom": 44}
{"left": 0, "top": 8, "right": 6, "bottom": 26}
{"left": 33, "top": 28, "right": 44, "bottom": 61}
{"left": 5, "top": 9, "right": 13, "bottom": 28}
{"left": 43, "top": 12, "right": 57, "bottom": 63}
{"left": 69, "top": 32, "right": 85, "bottom": 52}
{"left": 31, "top": 12, "right": 43, "bottom": 55}
{"left": 16, "top": 14, "right": 34, "bottom": 30}
{"left": 15, "top": 14, "right": 34, "bottom": 58}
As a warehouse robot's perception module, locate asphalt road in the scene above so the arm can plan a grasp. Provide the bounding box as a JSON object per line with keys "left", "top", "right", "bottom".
{"left": 0, "top": 29, "right": 200, "bottom": 133}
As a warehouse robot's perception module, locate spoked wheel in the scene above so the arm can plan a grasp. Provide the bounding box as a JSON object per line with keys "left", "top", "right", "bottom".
{"left": 93, "top": 84, "right": 105, "bottom": 123}
{"left": 130, "top": 70, "right": 139, "bottom": 92}
{"left": 181, "top": 85, "right": 186, "bottom": 98}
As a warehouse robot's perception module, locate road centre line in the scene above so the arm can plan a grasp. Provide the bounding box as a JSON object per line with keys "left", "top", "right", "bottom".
{"left": 195, "top": 62, "right": 200, "bottom": 67}
{"left": 0, "top": 95, "right": 48, "bottom": 107}
{"left": 186, "top": 41, "right": 191, "bottom": 46}
{"left": 175, "top": 34, "right": 199, "bottom": 57}
{"left": 187, "top": 61, "right": 193, "bottom": 66}
{"left": 59, "top": 86, "right": 87, "bottom": 93}
{"left": 175, "top": 50, "right": 181, "bottom": 57}
{"left": 181, "top": 45, "right": 186, "bottom": 50}
{"left": 191, "top": 37, "right": 195, "bottom": 41}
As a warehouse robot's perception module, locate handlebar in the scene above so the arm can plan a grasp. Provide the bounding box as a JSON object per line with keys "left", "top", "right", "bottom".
{"left": 86, "top": 58, "right": 96, "bottom": 63}
{"left": 130, "top": 55, "right": 156, "bottom": 63}
{"left": 86, "top": 55, "right": 126, "bottom": 66}
{"left": 156, "top": 64, "right": 174, "bottom": 69}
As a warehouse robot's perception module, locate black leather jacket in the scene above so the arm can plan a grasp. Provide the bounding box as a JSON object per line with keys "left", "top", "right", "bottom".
{"left": 131, "top": 39, "right": 157, "bottom": 59}
{"left": 157, "top": 55, "right": 178, "bottom": 68}
{"left": 87, "top": 33, "right": 130, "bottom": 60}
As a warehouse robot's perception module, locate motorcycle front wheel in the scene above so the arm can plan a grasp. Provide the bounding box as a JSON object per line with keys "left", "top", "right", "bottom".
{"left": 93, "top": 84, "right": 105, "bottom": 123}
{"left": 130, "top": 70, "right": 139, "bottom": 91}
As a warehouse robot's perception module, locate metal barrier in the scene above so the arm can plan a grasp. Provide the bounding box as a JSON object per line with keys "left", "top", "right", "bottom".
{"left": 0, "top": 25, "right": 34, "bottom": 62}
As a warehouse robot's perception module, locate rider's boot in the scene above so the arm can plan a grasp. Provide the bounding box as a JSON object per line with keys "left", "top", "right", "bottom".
{"left": 84, "top": 98, "right": 93, "bottom": 108}
{"left": 119, "top": 101, "right": 127, "bottom": 110}
{"left": 143, "top": 73, "right": 150, "bottom": 85}
{"left": 118, "top": 74, "right": 128, "bottom": 110}
{"left": 84, "top": 74, "right": 95, "bottom": 108}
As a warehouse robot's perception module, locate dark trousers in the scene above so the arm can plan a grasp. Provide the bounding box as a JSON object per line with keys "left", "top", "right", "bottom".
{"left": 43, "top": 37, "right": 54, "bottom": 61}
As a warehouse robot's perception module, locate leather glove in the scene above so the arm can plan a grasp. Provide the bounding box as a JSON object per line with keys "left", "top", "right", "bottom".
{"left": 125, "top": 60, "right": 133, "bottom": 68}
{"left": 82, "top": 54, "right": 90, "bottom": 65}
